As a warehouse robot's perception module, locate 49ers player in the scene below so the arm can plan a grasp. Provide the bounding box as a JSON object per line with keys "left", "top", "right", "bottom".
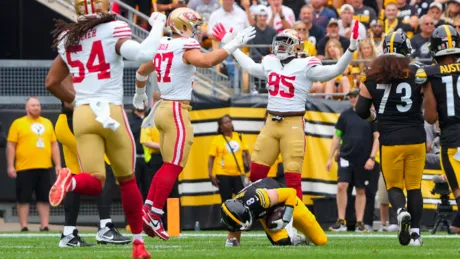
{"left": 44, "top": 0, "right": 167, "bottom": 258}
{"left": 212, "top": 21, "right": 360, "bottom": 202}
{"left": 135, "top": 7, "right": 256, "bottom": 241}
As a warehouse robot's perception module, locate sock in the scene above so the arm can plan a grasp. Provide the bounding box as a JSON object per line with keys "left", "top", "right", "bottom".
{"left": 73, "top": 173, "right": 103, "bottom": 196}
{"left": 63, "top": 226, "right": 76, "bottom": 236}
{"left": 120, "top": 178, "right": 143, "bottom": 234}
{"left": 145, "top": 200, "right": 153, "bottom": 206}
{"left": 285, "top": 172, "right": 302, "bottom": 199}
{"left": 249, "top": 163, "right": 270, "bottom": 182}
{"left": 388, "top": 188, "right": 406, "bottom": 213}
{"left": 100, "top": 218, "right": 112, "bottom": 229}
{"left": 411, "top": 228, "right": 420, "bottom": 235}
{"left": 133, "top": 233, "right": 143, "bottom": 242}
{"left": 152, "top": 163, "right": 182, "bottom": 214}
{"left": 146, "top": 172, "right": 158, "bottom": 205}
{"left": 64, "top": 191, "right": 80, "bottom": 226}
{"left": 407, "top": 189, "right": 423, "bottom": 228}
{"left": 97, "top": 178, "right": 112, "bottom": 221}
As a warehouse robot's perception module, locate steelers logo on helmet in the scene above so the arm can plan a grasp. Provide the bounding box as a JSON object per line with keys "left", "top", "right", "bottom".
{"left": 272, "top": 29, "right": 303, "bottom": 60}
{"left": 430, "top": 25, "right": 460, "bottom": 57}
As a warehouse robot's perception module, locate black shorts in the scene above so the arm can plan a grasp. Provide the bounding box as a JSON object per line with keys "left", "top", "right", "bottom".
{"left": 216, "top": 175, "right": 245, "bottom": 202}
{"left": 16, "top": 169, "right": 52, "bottom": 203}
{"left": 338, "top": 159, "right": 366, "bottom": 188}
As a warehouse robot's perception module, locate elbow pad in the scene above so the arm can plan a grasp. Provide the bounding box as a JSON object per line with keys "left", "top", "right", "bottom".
{"left": 355, "top": 96, "right": 373, "bottom": 120}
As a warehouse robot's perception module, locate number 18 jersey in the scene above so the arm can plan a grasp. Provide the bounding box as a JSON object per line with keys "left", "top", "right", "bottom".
{"left": 261, "top": 55, "right": 321, "bottom": 113}
{"left": 58, "top": 20, "right": 131, "bottom": 106}
{"left": 363, "top": 63, "right": 425, "bottom": 146}
{"left": 154, "top": 37, "right": 201, "bottom": 101}
{"left": 417, "top": 64, "right": 460, "bottom": 147}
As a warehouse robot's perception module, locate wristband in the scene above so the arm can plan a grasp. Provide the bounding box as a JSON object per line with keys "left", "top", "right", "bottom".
{"left": 136, "top": 72, "right": 149, "bottom": 82}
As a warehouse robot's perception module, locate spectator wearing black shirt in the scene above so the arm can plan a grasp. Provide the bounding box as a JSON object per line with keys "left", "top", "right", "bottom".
{"left": 248, "top": 5, "right": 277, "bottom": 63}
{"left": 156, "top": 0, "right": 187, "bottom": 17}
{"left": 299, "top": 5, "right": 325, "bottom": 46}
{"left": 0, "top": 123, "right": 5, "bottom": 148}
{"left": 411, "top": 15, "right": 435, "bottom": 60}
{"left": 396, "top": 0, "right": 417, "bottom": 22}
{"left": 326, "top": 89, "right": 379, "bottom": 232}
{"left": 316, "top": 19, "right": 350, "bottom": 59}
{"left": 415, "top": 0, "right": 433, "bottom": 16}
{"left": 350, "top": 0, "right": 377, "bottom": 29}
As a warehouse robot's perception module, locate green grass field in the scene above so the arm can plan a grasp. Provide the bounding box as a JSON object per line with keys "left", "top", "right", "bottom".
{"left": 0, "top": 231, "right": 459, "bottom": 259}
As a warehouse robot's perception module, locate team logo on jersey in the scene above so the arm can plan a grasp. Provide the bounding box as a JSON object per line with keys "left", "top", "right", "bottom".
{"left": 183, "top": 12, "right": 198, "bottom": 21}
{"left": 225, "top": 140, "right": 241, "bottom": 153}
{"left": 30, "top": 122, "right": 45, "bottom": 136}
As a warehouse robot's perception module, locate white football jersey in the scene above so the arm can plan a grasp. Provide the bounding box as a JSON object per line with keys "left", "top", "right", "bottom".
{"left": 58, "top": 20, "right": 131, "bottom": 106}
{"left": 261, "top": 55, "right": 321, "bottom": 113}
{"left": 154, "top": 37, "right": 201, "bottom": 101}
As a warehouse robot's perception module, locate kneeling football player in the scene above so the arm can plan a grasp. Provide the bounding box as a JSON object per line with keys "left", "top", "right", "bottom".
{"left": 220, "top": 178, "right": 327, "bottom": 246}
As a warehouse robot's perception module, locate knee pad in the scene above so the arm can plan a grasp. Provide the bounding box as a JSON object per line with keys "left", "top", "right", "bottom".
{"left": 273, "top": 237, "right": 292, "bottom": 246}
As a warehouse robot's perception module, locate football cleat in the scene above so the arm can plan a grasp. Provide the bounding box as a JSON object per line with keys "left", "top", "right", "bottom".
{"left": 329, "top": 219, "right": 347, "bottom": 232}
{"left": 59, "top": 229, "right": 95, "bottom": 248}
{"left": 225, "top": 237, "right": 240, "bottom": 247}
{"left": 143, "top": 211, "right": 169, "bottom": 240}
{"left": 97, "top": 222, "right": 131, "bottom": 245}
{"left": 408, "top": 232, "right": 423, "bottom": 246}
{"left": 49, "top": 168, "right": 73, "bottom": 207}
{"left": 291, "top": 233, "right": 311, "bottom": 246}
{"left": 132, "top": 239, "right": 151, "bottom": 259}
{"left": 397, "top": 209, "right": 412, "bottom": 246}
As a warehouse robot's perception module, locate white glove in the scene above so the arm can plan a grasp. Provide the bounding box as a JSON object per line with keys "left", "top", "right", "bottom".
{"left": 348, "top": 20, "right": 360, "bottom": 51}
{"left": 133, "top": 87, "right": 148, "bottom": 110}
{"left": 269, "top": 219, "right": 289, "bottom": 232}
{"left": 223, "top": 26, "right": 256, "bottom": 55}
{"left": 148, "top": 12, "right": 166, "bottom": 27}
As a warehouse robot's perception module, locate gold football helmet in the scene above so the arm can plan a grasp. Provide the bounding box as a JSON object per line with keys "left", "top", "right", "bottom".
{"left": 167, "top": 8, "right": 203, "bottom": 38}
{"left": 272, "top": 29, "right": 304, "bottom": 59}
{"left": 73, "top": 0, "right": 110, "bottom": 16}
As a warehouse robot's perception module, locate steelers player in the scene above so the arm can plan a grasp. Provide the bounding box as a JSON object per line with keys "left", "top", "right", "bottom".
{"left": 221, "top": 178, "right": 327, "bottom": 247}
{"left": 55, "top": 100, "right": 130, "bottom": 247}
{"left": 356, "top": 31, "right": 425, "bottom": 246}
{"left": 417, "top": 25, "right": 460, "bottom": 234}
{"left": 212, "top": 21, "right": 360, "bottom": 202}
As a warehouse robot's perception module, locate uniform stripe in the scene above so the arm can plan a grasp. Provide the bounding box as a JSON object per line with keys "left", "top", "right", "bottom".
{"left": 83, "top": 1, "right": 89, "bottom": 14}
{"left": 221, "top": 203, "right": 243, "bottom": 226}
{"left": 177, "top": 103, "right": 186, "bottom": 164}
{"left": 113, "top": 34, "right": 132, "bottom": 38}
{"left": 444, "top": 25, "right": 453, "bottom": 48}
{"left": 389, "top": 32, "right": 396, "bottom": 53}
{"left": 122, "top": 108, "right": 136, "bottom": 172}
{"left": 114, "top": 30, "right": 131, "bottom": 34}
{"left": 172, "top": 102, "right": 185, "bottom": 165}
{"left": 90, "top": 0, "right": 95, "bottom": 14}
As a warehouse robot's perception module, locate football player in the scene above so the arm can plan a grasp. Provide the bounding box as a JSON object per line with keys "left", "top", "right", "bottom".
{"left": 417, "top": 25, "right": 460, "bottom": 235}
{"left": 356, "top": 31, "right": 426, "bottom": 246}
{"left": 135, "top": 8, "right": 256, "bottom": 241}
{"left": 220, "top": 178, "right": 327, "bottom": 246}
{"left": 55, "top": 100, "right": 130, "bottom": 247}
{"left": 44, "top": 0, "right": 167, "bottom": 257}
{"left": 211, "top": 21, "right": 360, "bottom": 202}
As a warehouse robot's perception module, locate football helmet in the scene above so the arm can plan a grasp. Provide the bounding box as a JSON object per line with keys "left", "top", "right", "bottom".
{"left": 167, "top": 8, "right": 203, "bottom": 38}
{"left": 73, "top": 0, "right": 110, "bottom": 16}
{"left": 272, "top": 29, "right": 304, "bottom": 60}
{"left": 382, "top": 31, "right": 412, "bottom": 57}
{"left": 429, "top": 25, "right": 460, "bottom": 57}
{"left": 221, "top": 200, "right": 253, "bottom": 232}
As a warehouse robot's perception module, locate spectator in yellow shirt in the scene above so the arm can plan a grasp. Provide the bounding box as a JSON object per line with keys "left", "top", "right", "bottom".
{"left": 6, "top": 97, "right": 61, "bottom": 231}
{"left": 208, "top": 114, "right": 251, "bottom": 246}
{"left": 293, "top": 21, "right": 317, "bottom": 57}
{"left": 140, "top": 123, "right": 162, "bottom": 201}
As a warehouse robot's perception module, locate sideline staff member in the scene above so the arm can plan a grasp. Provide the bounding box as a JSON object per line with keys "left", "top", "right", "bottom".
{"left": 7, "top": 97, "right": 61, "bottom": 231}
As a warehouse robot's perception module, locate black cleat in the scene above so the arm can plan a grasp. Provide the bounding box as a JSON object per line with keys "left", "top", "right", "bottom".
{"left": 59, "top": 229, "right": 95, "bottom": 248}
{"left": 96, "top": 222, "right": 131, "bottom": 245}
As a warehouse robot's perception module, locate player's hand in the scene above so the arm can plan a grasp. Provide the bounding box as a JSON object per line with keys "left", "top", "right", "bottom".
{"left": 133, "top": 93, "right": 148, "bottom": 110}
{"left": 364, "top": 158, "right": 375, "bottom": 170}
{"left": 326, "top": 159, "right": 333, "bottom": 172}
{"left": 348, "top": 20, "right": 359, "bottom": 51}
{"left": 212, "top": 23, "right": 235, "bottom": 44}
{"left": 148, "top": 12, "right": 166, "bottom": 27}
{"left": 269, "top": 219, "right": 289, "bottom": 232}
{"left": 234, "top": 26, "right": 257, "bottom": 46}
{"left": 209, "top": 174, "right": 219, "bottom": 187}
{"left": 7, "top": 166, "right": 16, "bottom": 179}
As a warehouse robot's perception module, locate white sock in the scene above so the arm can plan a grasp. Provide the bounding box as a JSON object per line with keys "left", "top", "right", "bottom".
{"left": 145, "top": 200, "right": 153, "bottom": 206}
{"left": 63, "top": 226, "right": 76, "bottom": 236}
{"left": 70, "top": 178, "right": 76, "bottom": 191}
{"left": 151, "top": 206, "right": 164, "bottom": 215}
{"left": 100, "top": 218, "right": 112, "bottom": 229}
{"left": 411, "top": 228, "right": 420, "bottom": 235}
{"left": 133, "top": 234, "right": 143, "bottom": 242}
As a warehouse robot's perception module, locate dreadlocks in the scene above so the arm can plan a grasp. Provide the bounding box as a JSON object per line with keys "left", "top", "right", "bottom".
{"left": 52, "top": 13, "right": 116, "bottom": 50}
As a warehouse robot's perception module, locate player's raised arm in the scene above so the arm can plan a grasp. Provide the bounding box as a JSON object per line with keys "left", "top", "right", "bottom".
{"left": 182, "top": 25, "right": 256, "bottom": 68}
{"left": 115, "top": 12, "right": 166, "bottom": 63}
{"left": 306, "top": 20, "right": 359, "bottom": 82}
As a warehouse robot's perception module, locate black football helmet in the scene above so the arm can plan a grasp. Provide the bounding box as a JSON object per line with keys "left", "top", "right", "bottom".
{"left": 220, "top": 199, "right": 253, "bottom": 232}
{"left": 382, "top": 31, "right": 413, "bottom": 57}
{"left": 429, "top": 25, "right": 460, "bottom": 58}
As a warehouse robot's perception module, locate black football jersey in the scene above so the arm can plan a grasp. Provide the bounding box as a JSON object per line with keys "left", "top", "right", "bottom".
{"left": 364, "top": 62, "right": 425, "bottom": 145}
{"left": 421, "top": 64, "right": 460, "bottom": 147}
{"left": 234, "top": 178, "right": 285, "bottom": 220}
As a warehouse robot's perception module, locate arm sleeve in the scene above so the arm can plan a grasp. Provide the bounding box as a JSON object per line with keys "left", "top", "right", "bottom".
{"left": 276, "top": 188, "right": 297, "bottom": 208}
{"left": 355, "top": 95, "right": 373, "bottom": 120}
{"left": 119, "top": 21, "right": 164, "bottom": 63}
{"left": 306, "top": 50, "right": 354, "bottom": 82}
{"left": 232, "top": 49, "right": 266, "bottom": 79}
{"left": 7, "top": 121, "right": 18, "bottom": 143}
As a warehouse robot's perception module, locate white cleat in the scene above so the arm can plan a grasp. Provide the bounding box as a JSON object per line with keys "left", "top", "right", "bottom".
{"left": 397, "top": 209, "right": 412, "bottom": 246}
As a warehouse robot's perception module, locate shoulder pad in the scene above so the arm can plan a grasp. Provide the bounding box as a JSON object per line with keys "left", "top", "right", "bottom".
{"left": 183, "top": 37, "right": 201, "bottom": 49}
{"left": 415, "top": 67, "right": 428, "bottom": 84}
